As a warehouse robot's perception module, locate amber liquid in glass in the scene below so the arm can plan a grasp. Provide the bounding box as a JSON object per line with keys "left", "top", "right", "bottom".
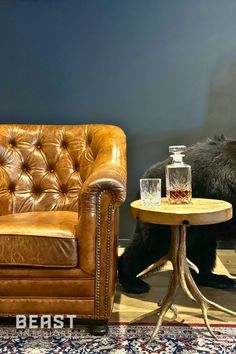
{"left": 168, "top": 189, "right": 192, "bottom": 204}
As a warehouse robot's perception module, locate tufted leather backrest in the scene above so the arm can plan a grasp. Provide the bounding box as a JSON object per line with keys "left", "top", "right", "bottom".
{"left": 0, "top": 124, "right": 109, "bottom": 215}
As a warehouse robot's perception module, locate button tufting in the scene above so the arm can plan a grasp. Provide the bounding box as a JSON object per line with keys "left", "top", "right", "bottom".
{"left": 74, "top": 163, "right": 80, "bottom": 172}
{"left": 9, "top": 139, "right": 16, "bottom": 148}
{"left": 22, "top": 164, "right": 29, "bottom": 172}
{"left": 32, "top": 186, "right": 42, "bottom": 196}
{"left": 87, "top": 135, "right": 92, "bottom": 145}
{"left": 0, "top": 157, "right": 5, "bottom": 166}
{"left": 61, "top": 141, "right": 68, "bottom": 149}
{"left": 61, "top": 186, "right": 68, "bottom": 194}
{"left": 9, "top": 182, "right": 15, "bottom": 193}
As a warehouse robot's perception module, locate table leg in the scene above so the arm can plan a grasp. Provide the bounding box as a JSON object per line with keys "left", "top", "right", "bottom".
{"left": 129, "top": 226, "right": 181, "bottom": 326}
{"left": 148, "top": 224, "right": 236, "bottom": 342}
{"left": 177, "top": 224, "right": 236, "bottom": 339}
{"left": 129, "top": 228, "right": 179, "bottom": 326}
{"left": 148, "top": 225, "right": 182, "bottom": 341}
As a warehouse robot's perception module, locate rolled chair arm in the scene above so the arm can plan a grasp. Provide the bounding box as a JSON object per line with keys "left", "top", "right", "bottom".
{"left": 77, "top": 125, "right": 127, "bottom": 278}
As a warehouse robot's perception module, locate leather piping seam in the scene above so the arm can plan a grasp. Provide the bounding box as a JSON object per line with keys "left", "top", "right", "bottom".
{"left": 95, "top": 191, "right": 115, "bottom": 318}
{"left": 95, "top": 191, "right": 102, "bottom": 317}
{"left": 104, "top": 198, "right": 115, "bottom": 316}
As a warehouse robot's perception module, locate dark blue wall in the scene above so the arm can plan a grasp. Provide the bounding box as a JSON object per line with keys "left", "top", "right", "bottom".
{"left": 1, "top": 0, "right": 236, "bottom": 240}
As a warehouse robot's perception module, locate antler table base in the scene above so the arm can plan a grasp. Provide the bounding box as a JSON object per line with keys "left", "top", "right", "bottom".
{"left": 130, "top": 198, "right": 236, "bottom": 342}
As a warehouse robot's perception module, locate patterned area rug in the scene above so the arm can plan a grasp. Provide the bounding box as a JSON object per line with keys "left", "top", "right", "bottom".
{"left": 0, "top": 323, "right": 235, "bottom": 353}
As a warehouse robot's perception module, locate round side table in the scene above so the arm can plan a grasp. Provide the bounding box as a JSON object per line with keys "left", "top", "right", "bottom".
{"left": 130, "top": 198, "right": 236, "bottom": 342}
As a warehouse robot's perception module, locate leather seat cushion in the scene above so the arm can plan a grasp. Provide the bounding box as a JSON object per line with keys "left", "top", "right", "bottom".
{"left": 0, "top": 211, "right": 78, "bottom": 267}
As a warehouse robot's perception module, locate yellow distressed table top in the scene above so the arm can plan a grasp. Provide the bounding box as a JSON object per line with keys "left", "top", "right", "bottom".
{"left": 130, "top": 198, "right": 233, "bottom": 226}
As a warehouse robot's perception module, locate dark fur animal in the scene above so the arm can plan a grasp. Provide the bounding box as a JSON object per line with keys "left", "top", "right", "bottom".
{"left": 118, "top": 135, "right": 236, "bottom": 294}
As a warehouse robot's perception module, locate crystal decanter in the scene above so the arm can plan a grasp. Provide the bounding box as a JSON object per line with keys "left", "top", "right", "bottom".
{"left": 166, "top": 145, "right": 192, "bottom": 204}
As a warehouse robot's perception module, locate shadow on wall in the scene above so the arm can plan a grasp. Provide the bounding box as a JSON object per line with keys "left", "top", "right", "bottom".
{"left": 120, "top": 57, "right": 236, "bottom": 242}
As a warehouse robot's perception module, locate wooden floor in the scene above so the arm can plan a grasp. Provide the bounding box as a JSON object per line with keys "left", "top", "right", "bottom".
{"left": 111, "top": 249, "right": 236, "bottom": 324}
{"left": 218, "top": 249, "right": 236, "bottom": 276}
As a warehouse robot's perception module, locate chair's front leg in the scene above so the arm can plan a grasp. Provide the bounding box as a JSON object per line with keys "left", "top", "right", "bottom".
{"left": 88, "top": 320, "right": 108, "bottom": 336}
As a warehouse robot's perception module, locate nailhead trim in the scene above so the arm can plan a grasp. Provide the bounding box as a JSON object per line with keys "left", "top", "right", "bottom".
{"left": 95, "top": 192, "right": 102, "bottom": 317}
{"left": 95, "top": 191, "right": 115, "bottom": 318}
{"left": 105, "top": 199, "right": 114, "bottom": 316}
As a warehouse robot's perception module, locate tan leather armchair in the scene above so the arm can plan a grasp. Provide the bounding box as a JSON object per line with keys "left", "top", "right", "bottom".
{"left": 0, "top": 124, "right": 127, "bottom": 335}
